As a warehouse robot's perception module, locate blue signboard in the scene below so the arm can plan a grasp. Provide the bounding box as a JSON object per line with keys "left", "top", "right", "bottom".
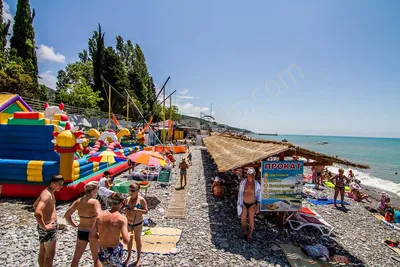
{"left": 260, "top": 161, "right": 304, "bottom": 212}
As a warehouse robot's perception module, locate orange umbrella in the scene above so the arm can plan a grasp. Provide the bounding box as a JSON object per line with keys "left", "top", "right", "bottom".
{"left": 128, "top": 151, "right": 167, "bottom": 166}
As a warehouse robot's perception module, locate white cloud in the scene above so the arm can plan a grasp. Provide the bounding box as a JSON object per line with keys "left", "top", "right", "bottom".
{"left": 177, "top": 88, "right": 199, "bottom": 99}
{"left": 3, "top": 2, "right": 14, "bottom": 47}
{"left": 180, "top": 88, "right": 189, "bottom": 95}
{"left": 39, "top": 71, "right": 57, "bottom": 89}
{"left": 37, "top": 44, "right": 66, "bottom": 63}
{"left": 2, "top": 2, "right": 14, "bottom": 26}
{"left": 176, "top": 102, "right": 210, "bottom": 117}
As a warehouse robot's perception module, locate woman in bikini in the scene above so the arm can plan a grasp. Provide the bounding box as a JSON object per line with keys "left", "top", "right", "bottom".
{"left": 237, "top": 168, "right": 261, "bottom": 242}
{"left": 330, "top": 168, "right": 349, "bottom": 209}
{"left": 64, "top": 181, "right": 101, "bottom": 267}
{"left": 123, "top": 183, "right": 148, "bottom": 266}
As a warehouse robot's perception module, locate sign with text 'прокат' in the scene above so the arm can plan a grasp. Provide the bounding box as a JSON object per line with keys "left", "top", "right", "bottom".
{"left": 261, "top": 161, "right": 304, "bottom": 212}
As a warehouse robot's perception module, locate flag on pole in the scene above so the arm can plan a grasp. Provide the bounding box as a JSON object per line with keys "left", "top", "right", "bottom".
{"left": 143, "top": 117, "right": 153, "bottom": 131}
{"left": 112, "top": 113, "right": 120, "bottom": 127}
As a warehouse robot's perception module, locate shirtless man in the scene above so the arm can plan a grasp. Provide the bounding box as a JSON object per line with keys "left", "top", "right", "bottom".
{"left": 237, "top": 168, "right": 261, "bottom": 242}
{"left": 33, "top": 174, "right": 64, "bottom": 267}
{"left": 64, "top": 181, "right": 101, "bottom": 267}
{"left": 123, "top": 183, "right": 148, "bottom": 266}
{"left": 89, "top": 193, "right": 131, "bottom": 267}
{"left": 315, "top": 165, "right": 325, "bottom": 189}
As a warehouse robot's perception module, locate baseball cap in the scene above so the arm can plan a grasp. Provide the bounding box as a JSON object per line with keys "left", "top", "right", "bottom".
{"left": 247, "top": 168, "right": 255, "bottom": 175}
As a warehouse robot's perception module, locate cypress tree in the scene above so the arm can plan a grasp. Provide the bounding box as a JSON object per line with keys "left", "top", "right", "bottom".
{"left": 88, "top": 24, "right": 105, "bottom": 107}
{"left": 10, "top": 0, "right": 38, "bottom": 80}
{"left": 0, "top": 0, "right": 11, "bottom": 51}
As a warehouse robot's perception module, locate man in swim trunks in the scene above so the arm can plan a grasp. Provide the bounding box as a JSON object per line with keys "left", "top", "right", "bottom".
{"left": 123, "top": 183, "right": 148, "bottom": 266}
{"left": 177, "top": 158, "right": 189, "bottom": 189}
{"left": 330, "top": 168, "right": 349, "bottom": 209}
{"left": 33, "top": 174, "right": 64, "bottom": 267}
{"left": 89, "top": 193, "right": 131, "bottom": 267}
{"left": 237, "top": 168, "right": 261, "bottom": 242}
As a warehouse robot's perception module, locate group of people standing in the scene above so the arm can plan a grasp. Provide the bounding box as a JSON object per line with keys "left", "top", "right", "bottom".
{"left": 34, "top": 173, "right": 147, "bottom": 267}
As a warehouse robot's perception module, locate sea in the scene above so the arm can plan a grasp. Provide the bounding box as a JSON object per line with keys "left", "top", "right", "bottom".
{"left": 250, "top": 134, "right": 400, "bottom": 196}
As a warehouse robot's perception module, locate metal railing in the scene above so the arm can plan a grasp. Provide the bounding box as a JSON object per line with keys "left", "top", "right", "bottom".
{"left": 23, "top": 97, "right": 128, "bottom": 120}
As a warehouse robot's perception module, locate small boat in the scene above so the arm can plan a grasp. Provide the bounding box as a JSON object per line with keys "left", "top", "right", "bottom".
{"left": 282, "top": 139, "right": 288, "bottom": 142}
{"left": 317, "top": 141, "right": 328, "bottom": 145}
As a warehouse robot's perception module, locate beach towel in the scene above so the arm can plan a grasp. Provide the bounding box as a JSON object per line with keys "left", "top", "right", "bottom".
{"left": 122, "top": 227, "right": 182, "bottom": 255}
{"left": 280, "top": 244, "right": 336, "bottom": 267}
{"left": 373, "top": 214, "right": 400, "bottom": 231}
{"left": 307, "top": 199, "right": 350, "bottom": 206}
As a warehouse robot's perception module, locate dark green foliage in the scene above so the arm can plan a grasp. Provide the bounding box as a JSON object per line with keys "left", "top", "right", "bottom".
{"left": 88, "top": 24, "right": 105, "bottom": 105}
{"left": 37, "top": 84, "right": 54, "bottom": 101}
{"left": 10, "top": 0, "right": 38, "bottom": 81}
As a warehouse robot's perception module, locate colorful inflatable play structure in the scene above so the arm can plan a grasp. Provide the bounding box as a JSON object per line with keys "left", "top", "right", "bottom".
{"left": 0, "top": 94, "right": 137, "bottom": 201}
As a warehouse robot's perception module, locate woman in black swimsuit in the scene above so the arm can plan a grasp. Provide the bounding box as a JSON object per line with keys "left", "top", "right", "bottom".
{"left": 123, "top": 183, "right": 148, "bottom": 266}
{"left": 330, "top": 168, "right": 349, "bottom": 209}
{"left": 64, "top": 181, "right": 101, "bottom": 267}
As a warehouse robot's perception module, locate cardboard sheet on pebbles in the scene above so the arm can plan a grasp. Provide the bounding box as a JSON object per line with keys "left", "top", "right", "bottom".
{"left": 123, "top": 227, "right": 182, "bottom": 255}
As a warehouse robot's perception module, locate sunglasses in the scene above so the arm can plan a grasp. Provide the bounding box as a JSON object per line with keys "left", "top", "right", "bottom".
{"left": 130, "top": 189, "right": 139, "bottom": 192}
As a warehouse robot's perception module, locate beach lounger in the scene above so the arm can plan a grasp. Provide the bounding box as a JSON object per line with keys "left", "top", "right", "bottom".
{"left": 288, "top": 208, "right": 334, "bottom": 237}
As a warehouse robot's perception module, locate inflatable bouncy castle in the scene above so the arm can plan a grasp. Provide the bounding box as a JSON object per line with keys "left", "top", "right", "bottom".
{"left": 0, "top": 94, "right": 134, "bottom": 201}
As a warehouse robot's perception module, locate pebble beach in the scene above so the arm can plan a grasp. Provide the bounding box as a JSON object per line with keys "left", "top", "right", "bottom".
{"left": 0, "top": 146, "right": 399, "bottom": 266}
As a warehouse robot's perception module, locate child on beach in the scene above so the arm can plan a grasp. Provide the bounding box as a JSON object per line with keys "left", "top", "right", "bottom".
{"left": 378, "top": 192, "right": 391, "bottom": 215}
{"left": 187, "top": 152, "right": 192, "bottom": 166}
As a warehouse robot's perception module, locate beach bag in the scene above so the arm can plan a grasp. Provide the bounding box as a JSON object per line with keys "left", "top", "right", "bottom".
{"left": 301, "top": 244, "right": 329, "bottom": 261}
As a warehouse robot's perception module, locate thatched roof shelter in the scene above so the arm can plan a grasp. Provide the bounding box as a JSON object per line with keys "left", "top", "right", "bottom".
{"left": 203, "top": 134, "right": 370, "bottom": 172}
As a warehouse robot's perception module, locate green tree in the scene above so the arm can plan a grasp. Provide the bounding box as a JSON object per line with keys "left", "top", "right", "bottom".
{"left": 57, "top": 60, "right": 94, "bottom": 89}
{"left": 0, "top": 0, "right": 11, "bottom": 52}
{"left": 165, "top": 105, "right": 181, "bottom": 121}
{"left": 88, "top": 24, "right": 105, "bottom": 105}
{"left": 37, "top": 84, "right": 54, "bottom": 101}
{"left": 10, "top": 0, "right": 38, "bottom": 81}
{"left": 56, "top": 77, "right": 102, "bottom": 109}
{"left": 0, "top": 51, "right": 37, "bottom": 97}
{"left": 102, "top": 46, "right": 130, "bottom": 114}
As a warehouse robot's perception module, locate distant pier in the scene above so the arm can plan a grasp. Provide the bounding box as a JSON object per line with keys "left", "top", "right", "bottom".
{"left": 257, "top": 133, "right": 278, "bottom": 136}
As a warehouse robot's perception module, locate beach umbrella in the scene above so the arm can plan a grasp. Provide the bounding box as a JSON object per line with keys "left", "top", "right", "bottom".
{"left": 88, "top": 150, "right": 127, "bottom": 167}
{"left": 128, "top": 151, "right": 167, "bottom": 166}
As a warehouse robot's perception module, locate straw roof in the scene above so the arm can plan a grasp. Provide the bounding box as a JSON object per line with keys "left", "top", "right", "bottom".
{"left": 203, "top": 134, "right": 370, "bottom": 172}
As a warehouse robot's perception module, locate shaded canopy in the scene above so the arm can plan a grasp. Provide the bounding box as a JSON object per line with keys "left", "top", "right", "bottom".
{"left": 203, "top": 134, "right": 370, "bottom": 172}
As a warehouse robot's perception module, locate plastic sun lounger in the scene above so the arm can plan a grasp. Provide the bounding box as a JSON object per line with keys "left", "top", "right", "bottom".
{"left": 288, "top": 208, "right": 335, "bottom": 237}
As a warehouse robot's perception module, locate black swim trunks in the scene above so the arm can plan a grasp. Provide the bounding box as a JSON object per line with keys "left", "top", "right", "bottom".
{"left": 77, "top": 229, "right": 90, "bottom": 242}
{"left": 37, "top": 223, "right": 57, "bottom": 243}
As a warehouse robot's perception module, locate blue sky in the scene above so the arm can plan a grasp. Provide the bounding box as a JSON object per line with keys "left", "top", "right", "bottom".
{"left": 3, "top": 0, "right": 400, "bottom": 137}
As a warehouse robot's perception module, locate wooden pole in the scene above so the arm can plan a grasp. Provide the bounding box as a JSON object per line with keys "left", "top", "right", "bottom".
{"left": 108, "top": 85, "right": 111, "bottom": 129}
{"left": 126, "top": 98, "right": 129, "bottom": 126}
{"left": 169, "top": 97, "right": 172, "bottom": 141}
{"left": 162, "top": 85, "right": 166, "bottom": 144}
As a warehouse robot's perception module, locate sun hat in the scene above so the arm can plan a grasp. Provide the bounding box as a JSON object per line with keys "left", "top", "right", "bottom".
{"left": 84, "top": 181, "right": 99, "bottom": 191}
{"left": 247, "top": 167, "right": 255, "bottom": 175}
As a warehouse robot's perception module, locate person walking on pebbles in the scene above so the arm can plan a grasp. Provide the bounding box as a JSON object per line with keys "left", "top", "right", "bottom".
{"left": 177, "top": 158, "right": 189, "bottom": 190}
{"left": 64, "top": 181, "right": 102, "bottom": 267}
{"left": 33, "top": 174, "right": 64, "bottom": 267}
{"left": 89, "top": 193, "right": 131, "bottom": 267}
{"left": 237, "top": 168, "right": 261, "bottom": 243}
